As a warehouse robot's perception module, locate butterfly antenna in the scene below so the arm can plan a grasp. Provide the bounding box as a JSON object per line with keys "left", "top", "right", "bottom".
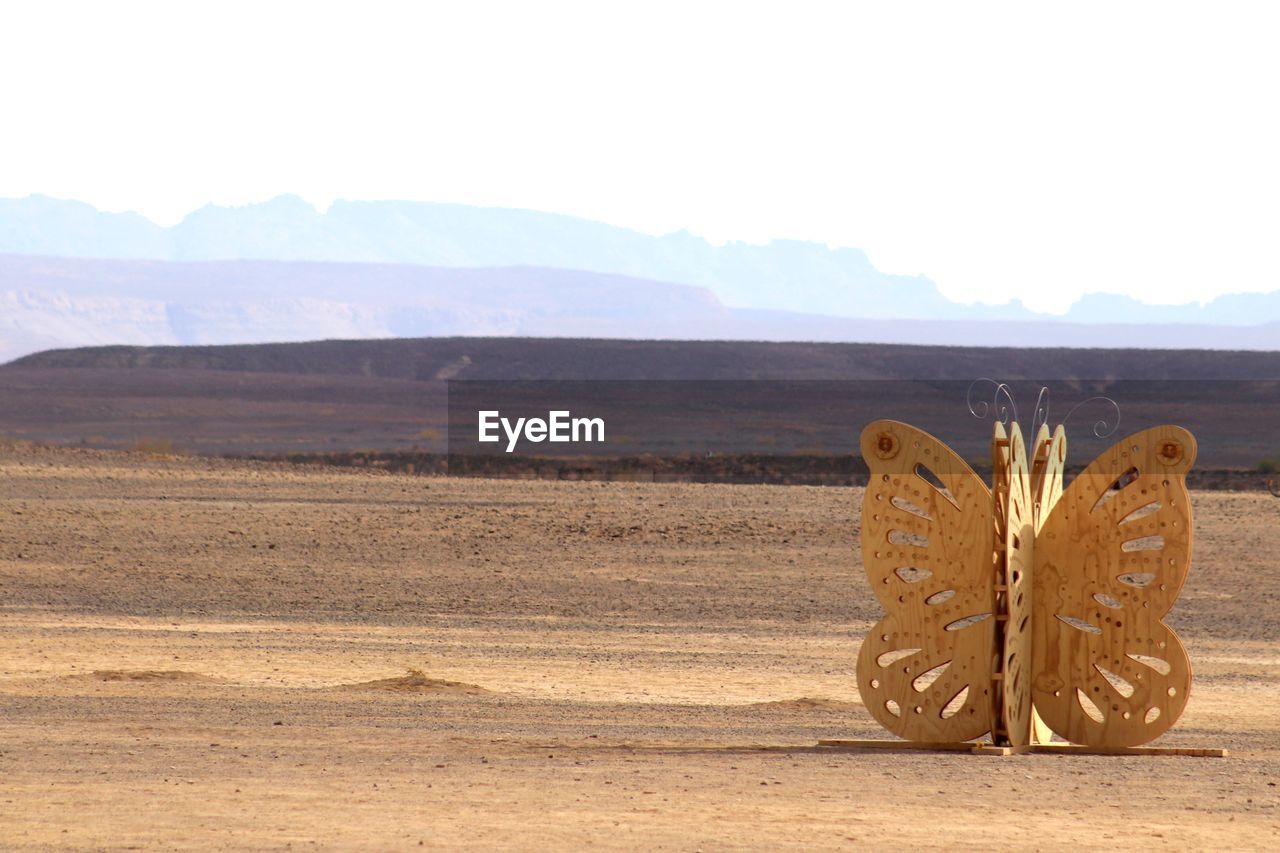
{"left": 1030, "top": 386, "right": 1051, "bottom": 438}
{"left": 1061, "top": 395, "right": 1122, "bottom": 439}
{"left": 967, "top": 378, "right": 1019, "bottom": 428}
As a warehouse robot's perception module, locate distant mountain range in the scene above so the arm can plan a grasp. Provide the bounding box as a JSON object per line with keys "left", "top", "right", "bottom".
{"left": 5, "top": 194, "right": 1280, "bottom": 326}
{"left": 0, "top": 194, "right": 1277, "bottom": 360}
{"left": 1, "top": 253, "right": 1278, "bottom": 363}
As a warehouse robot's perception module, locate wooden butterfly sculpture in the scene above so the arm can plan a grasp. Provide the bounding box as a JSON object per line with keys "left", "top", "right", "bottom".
{"left": 857, "top": 413, "right": 1196, "bottom": 748}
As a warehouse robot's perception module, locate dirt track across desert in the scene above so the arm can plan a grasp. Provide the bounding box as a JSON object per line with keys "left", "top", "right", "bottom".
{"left": 2, "top": 444, "right": 1278, "bottom": 848}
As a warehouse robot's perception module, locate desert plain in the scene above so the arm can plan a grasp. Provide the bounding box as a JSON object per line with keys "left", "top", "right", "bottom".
{"left": 1, "top": 442, "right": 1278, "bottom": 849}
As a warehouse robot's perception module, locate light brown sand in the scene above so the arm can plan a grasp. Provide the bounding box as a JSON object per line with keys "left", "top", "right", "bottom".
{"left": 1, "top": 444, "right": 1277, "bottom": 849}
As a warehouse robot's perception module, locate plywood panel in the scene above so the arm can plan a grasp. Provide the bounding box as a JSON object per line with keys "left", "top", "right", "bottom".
{"left": 991, "top": 422, "right": 1035, "bottom": 746}
{"left": 1028, "top": 424, "right": 1067, "bottom": 745}
{"left": 1032, "top": 426, "right": 1196, "bottom": 747}
{"left": 856, "top": 420, "right": 996, "bottom": 742}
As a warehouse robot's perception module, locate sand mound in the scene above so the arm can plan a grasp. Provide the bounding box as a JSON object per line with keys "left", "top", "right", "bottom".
{"left": 748, "top": 696, "right": 860, "bottom": 711}
{"left": 337, "top": 669, "right": 489, "bottom": 695}
{"left": 89, "top": 669, "right": 215, "bottom": 683}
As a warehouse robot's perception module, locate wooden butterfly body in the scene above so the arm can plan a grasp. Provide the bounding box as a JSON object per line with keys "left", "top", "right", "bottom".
{"left": 857, "top": 419, "right": 1196, "bottom": 748}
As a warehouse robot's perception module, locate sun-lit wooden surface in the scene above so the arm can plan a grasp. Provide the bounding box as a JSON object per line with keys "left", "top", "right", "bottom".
{"left": 856, "top": 420, "right": 996, "bottom": 742}
{"left": 1032, "top": 425, "right": 1196, "bottom": 746}
{"left": 991, "top": 422, "right": 1035, "bottom": 746}
{"left": 857, "top": 419, "right": 1203, "bottom": 750}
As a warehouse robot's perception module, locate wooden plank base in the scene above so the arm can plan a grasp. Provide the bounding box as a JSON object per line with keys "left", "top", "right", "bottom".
{"left": 816, "top": 739, "right": 1226, "bottom": 758}
{"left": 971, "top": 743, "right": 1033, "bottom": 756}
{"left": 1030, "top": 743, "right": 1227, "bottom": 758}
{"left": 816, "top": 739, "right": 979, "bottom": 753}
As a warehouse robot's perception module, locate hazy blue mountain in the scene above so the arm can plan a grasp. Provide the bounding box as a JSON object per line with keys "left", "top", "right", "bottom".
{"left": 173, "top": 197, "right": 983, "bottom": 320}
{"left": 0, "top": 195, "right": 169, "bottom": 259}
{"left": 2, "top": 254, "right": 1277, "bottom": 363}
{"left": 2, "top": 195, "right": 1279, "bottom": 331}
{"left": 1064, "top": 291, "right": 1280, "bottom": 326}
{"left": 0, "top": 195, "right": 1014, "bottom": 321}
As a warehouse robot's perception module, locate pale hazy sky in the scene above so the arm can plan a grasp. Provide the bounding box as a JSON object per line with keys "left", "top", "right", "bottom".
{"left": 2, "top": 1, "right": 1277, "bottom": 312}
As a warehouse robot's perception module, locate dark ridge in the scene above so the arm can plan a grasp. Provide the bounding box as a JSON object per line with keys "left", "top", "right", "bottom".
{"left": 9, "top": 336, "right": 1280, "bottom": 380}
{"left": 234, "top": 450, "right": 1278, "bottom": 492}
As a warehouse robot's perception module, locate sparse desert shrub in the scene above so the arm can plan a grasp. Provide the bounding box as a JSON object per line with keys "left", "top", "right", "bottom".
{"left": 133, "top": 437, "right": 177, "bottom": 455}
{"left": 1258, "top": 458, "right": 1280, "bottom": 474}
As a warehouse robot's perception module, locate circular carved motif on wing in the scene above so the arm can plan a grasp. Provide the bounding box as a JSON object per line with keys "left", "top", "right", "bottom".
{"left": 1157, "top": 440, "right": 1185, "bottom": 466}
{"left": 874, "top": 431, "right": 900, "bottom": 460}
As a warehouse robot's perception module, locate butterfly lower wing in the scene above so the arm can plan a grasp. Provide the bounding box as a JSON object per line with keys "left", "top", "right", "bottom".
{"left": 1031, "top": 426, "right": 1196, "bottom": 747}
{"left": 857, "top": 420, "right": 996, "bottom": 742}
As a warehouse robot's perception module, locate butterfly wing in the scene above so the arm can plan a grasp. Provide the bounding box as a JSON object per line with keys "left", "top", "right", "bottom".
{"left": 1031, "top": 424, "right": 1066, "bottom": 532}
{"left": 1025, "top": 423, "right": 1066, "bottom": 744}
{"left": 991, "top": 422, "right": 1036, "bottom": 746}
{"left": 857, "top": 420, "right": 996, "bottom": 742}
{"left": 1031, "top": 426, "right": 1196, "bottom": 747}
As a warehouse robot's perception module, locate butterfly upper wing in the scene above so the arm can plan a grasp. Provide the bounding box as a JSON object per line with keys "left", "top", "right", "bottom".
{"left": 1031, "top": 424, "right": 1066, "bottom": 533}
{"left": 1031, "top": 425, "right": 1196, "bottom": 747}
{"left": 857, "top": 420, "right": 996, "bottom": 742}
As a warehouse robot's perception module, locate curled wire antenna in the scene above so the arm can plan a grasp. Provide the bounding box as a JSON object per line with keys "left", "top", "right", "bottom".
{"left": 967, "top": 380, "right": 1121, "bottom": 442}
{"left": 1030, "top": 386, "right": 1051, "bottom": 438}
{"left": 1061, "top": 395, "right": 1122, "bottom": 439}
{"left": 967, "top": 378, "right": 1019, "bottom": 427}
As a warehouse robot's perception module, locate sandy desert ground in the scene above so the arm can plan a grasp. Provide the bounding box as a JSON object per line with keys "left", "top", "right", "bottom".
{"left": 1, "top": 443, "right": 1278, "bottom": 849}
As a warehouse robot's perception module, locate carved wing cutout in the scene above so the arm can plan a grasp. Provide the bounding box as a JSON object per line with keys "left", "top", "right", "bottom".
{"left": 857, "top": 420, "right": 996, "bottom": 742}
{"left": 1031, "top": 426, "right": 1196, "bottom": 747}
